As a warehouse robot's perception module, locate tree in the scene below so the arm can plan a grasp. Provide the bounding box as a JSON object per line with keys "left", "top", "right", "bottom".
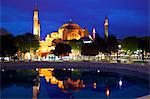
{"left": 121, "top": 36, "right": 139, "bottom": 54}
{"left": 95, "top": 34, "right": 119, "bottom": 54}
{"left": 68, "top": 39, "right": 83, "bottom": 51}
{"left": 52, "top": 38, "right": 62, "bottom": 46}
{"left": 15, "top": 33, "right": 39, "bottom": 60}
{"left": 0, "top": 28, "right": 11, "bottom": 35}
{"left": 94, "top": 34, "right": 106, "bottom": 53}
{"left": 15, "top": 33, "right": 39, "bottom": 53}
{"left": 138, "top": 36, "right": 150, "bottom": 52}
{"left": 54, "top": 43, "right": 71, "bottom": 57}
{"left": 0, "top": 29, "right": 18, "bottom": 57}
{"left": 81, "top": 43, "right": 99, "bottom": 56}
{"left": 138, "top": 36, "right": 150, "bottom": 60}
{"left": 106, "top": 35, "right": 119, "bottom": 54}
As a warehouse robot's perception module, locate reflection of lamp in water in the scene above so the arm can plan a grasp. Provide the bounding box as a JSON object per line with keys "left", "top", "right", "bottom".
{"left": 83, "top": 84, "right": 85, "bottom": 88}
{"left": 119, "top": 80, "right": 122, "bottom": 87}
{"left": 93, "top": 82, "right": 96, "bottom": 89}
{"left": 106, "top": 88, "right": 110, "bottom": 97}
{"left": 97, "top": 70, "right": 100, "bottom": 73}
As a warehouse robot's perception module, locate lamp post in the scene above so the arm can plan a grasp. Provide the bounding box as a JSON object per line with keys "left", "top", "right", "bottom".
{"left": 117, "top": 45, "right": 121, "bottom": 63}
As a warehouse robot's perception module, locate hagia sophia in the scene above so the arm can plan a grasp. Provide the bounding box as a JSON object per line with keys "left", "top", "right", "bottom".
{"left": 33, "top": 5, "right": 109, "bottom": 59}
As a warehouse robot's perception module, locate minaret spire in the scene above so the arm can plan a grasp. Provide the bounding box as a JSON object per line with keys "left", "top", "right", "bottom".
{"left": 92, "top": 27, "right": 96, "bottom": 40}
{"left": 33, "top": 0, "right": 40, "bottom": 39}
{"left": 104, "top": 16, "right": 109, "bottom": 38}
{"left": 69, "top": 18, "right": 72, "bottom": 22}
{"left": 34, "top": 0, "right": 38, "bottom": 11}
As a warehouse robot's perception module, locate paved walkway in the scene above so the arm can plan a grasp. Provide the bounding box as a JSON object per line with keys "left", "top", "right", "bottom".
{"left": 1, "top": 61, "right": 150, "bottom": 77}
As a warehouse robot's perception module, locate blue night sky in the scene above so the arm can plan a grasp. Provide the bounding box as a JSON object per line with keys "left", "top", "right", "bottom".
{"left": 1, "top": 0, "right": 149, "bottom": 39}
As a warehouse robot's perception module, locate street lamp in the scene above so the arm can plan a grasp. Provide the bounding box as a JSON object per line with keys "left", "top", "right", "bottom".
{"left": 117, "top": 45, "right": 121, "bottom": 63}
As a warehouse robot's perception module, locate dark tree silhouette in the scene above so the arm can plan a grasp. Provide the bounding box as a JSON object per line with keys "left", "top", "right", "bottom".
{"left": 54, "top": 43, "right": 71, "bottom": 57}
{"left": 94, "top": 34, "right": 107, "bottom": 53}
{"left": 15, "top": 33, "right": 39, "bottom": 53}
{"left": 0, "top": 34, "right": 18, "bottom": 57}
{"left": 106, "top": 35, "right": 119, "bottom": 54}
{"left": 81, "top": 43, "right": 99, "bottom": 56}
{"left": 138, "top": 36, "right": 150, "bottom": 61}
{"left": 121, "top": 36, "right": 139, "bottom": 53}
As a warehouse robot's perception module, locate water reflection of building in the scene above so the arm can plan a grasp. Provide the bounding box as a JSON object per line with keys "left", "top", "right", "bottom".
{"left": 33, "top": 68, "right": 113, "bottom": 98}
{"left": 38, "top": 68, "right": 84, "bottom": 91}
{"left": 33, "top": 84, "right": 40, "bottom": 99}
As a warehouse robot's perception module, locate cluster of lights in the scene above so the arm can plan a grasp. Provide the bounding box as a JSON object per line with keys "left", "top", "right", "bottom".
{"left": 67, "top": 68, "right": 74, "bottom": 71}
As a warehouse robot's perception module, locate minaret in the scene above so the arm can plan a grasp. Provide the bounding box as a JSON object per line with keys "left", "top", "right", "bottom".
{"left": 92, "top": 27, "right": 96, "bottom": 40}
{"left": 33, "top": 2, "right": 40, "bottom": 39}
{"left": 104, "top": 16, "right": 109, "bottom": 38}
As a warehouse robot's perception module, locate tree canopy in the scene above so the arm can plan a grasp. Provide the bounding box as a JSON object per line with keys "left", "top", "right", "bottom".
{"left": 0, "top": 34, "right": 18, "bottom": 57}
{"left": 68, "top": 39, "right": 83, "bottom": 51}
{"left": 54, "top": 43, "right": 71, "bottom": 57}
{"left": 105, "top": 35, "right": 119, "bottom": 54}
{"left": 94, "top": 34, "right": 119, "bottom": 54}
{"left": 121, "top": 36, "right": 139, "bottom": 52}
{"left": 94, "top": 34, "right": 106, "bottom": 53}
{"left": 138, "top": 36, "right": 150, "bottom": 52}
{"left": 15, "top": 33, "right": 39, "bottom": 53}
{"left": 81, "top": 43, "right": 99, "bottom": 56}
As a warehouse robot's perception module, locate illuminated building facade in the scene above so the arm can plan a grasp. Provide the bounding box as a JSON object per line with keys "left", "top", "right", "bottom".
{"left": 37, "top": 21, "right": 90, "bottom": 57}
{"left": 32, "top": 5, "right": 109, "bottom": 59}
{"left": 38, "top": 68, "right": 84, "bottom": 91}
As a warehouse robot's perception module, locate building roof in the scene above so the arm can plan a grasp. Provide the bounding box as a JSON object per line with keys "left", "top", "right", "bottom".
{"left": 60, "top": 22, "right": 81, "bottom": 30}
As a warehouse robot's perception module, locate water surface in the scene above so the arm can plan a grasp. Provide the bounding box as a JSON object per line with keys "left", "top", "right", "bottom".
{"left": 1, "top": 68, "right": 149, "bottom": 98}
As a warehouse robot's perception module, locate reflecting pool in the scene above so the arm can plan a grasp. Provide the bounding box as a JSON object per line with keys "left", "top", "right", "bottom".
{"left": 1, "top": 68, "right": 149, "bottom": 98}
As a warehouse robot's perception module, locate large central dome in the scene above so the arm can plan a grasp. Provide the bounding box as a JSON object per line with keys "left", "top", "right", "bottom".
{"left": 61, "top": 22, "right": 81, "bottom": 30}
{"left": 58, "top": 22, "right": 86, "bottom": 40}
